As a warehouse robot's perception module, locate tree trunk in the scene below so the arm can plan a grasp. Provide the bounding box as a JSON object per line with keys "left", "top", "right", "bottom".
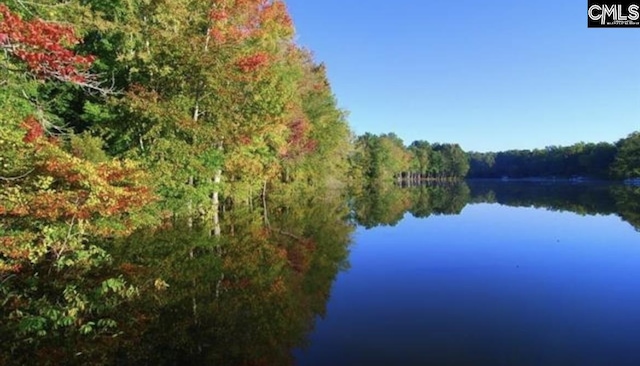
{"left": 187, "top": 176, "right": 194, "bottom": 228}
{"left": 211, "top": 169, "right": 221, "bottom": 237}
{"left": 262, "top": 180, "right": 269, "bottom": 227}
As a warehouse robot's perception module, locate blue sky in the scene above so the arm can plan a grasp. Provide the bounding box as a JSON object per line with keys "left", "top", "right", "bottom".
{"left": 285, "top": 0, "right": 640, "bottom": 152}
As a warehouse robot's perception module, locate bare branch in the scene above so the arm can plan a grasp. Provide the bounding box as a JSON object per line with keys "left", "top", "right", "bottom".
{"left": 2, "top": 43, "right": 120, "bottom": 96}
{"left": 15, "top": 0, "right": 74, "bottom": 8}
{"left": 47, "top": 69, "right": 121, "bottom": 96}
{"left": 0, "top": 169, "right": 34, "bottom": 182}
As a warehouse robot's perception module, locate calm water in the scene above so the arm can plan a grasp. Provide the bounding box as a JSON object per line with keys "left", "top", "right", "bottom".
{"left": 297, "top": 182, "right": 640, "bottom": 366}
{"left": 3, "top": 182, "right": 640, "bottom": 365}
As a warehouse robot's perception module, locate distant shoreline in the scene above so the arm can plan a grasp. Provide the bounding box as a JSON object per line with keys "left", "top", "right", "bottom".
{"left": 400, "top": 177, "right": 622, "bottom": 183}
{"left": 466, "top": 177, "right": 640, "bottom": 186}
{"left": 467, "top": 177, "right": 609, "bottom": 183}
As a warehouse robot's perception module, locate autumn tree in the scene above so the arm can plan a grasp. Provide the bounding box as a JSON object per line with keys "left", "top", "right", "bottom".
{"left": 0, "top": 4, "right": 154, "bottom": 342}
{"left": 73, "top": 1, "right": 303, "bottom": 222}
{"left": 275, "top": 52, "right": 353, "bottom": 194}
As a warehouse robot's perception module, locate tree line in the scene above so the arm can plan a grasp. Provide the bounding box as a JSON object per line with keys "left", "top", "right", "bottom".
{"left": 349, "top": 131, "right": 640, "bottom": 183}
{"left": 350, "top": 133, "right": 470, "bottom": 184}
{"left": 468, "top": 133, "right": 640, "bottom": 180}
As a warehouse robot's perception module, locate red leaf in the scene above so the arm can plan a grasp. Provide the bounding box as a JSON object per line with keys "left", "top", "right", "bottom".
{"left": 21, "top": 116, "right": 44, "bottom": 143}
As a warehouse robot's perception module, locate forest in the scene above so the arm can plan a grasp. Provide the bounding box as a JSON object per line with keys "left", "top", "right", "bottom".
{"left": 350, "top": 131, "right": 640, "bottom": 183}
{"left": 1, "top": 0, "right": 639, "bottom": 363}
{"left": 0, "top": 0, "right": 355, "bottom": 360}
{"left": 467, "top": 135, "right": 640, "bottom": 180}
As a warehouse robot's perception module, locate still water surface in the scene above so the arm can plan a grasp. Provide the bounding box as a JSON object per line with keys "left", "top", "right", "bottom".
{"left": 297, "top": 183, "right": 640, "bottom": 366}
{"left": 4, "top": 182, "right": 640, "bottom": 365}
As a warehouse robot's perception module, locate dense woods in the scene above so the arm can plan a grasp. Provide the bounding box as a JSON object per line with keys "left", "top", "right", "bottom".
{"left": 467, "top": 141, "right": 621, "bottom": 180}
{"left": 1, "top": 0, "right": 639, "bottom": 362}
{"left": 351, "top": 133, "right": 470, "bottom": 184}
{"left": 350, "top": 132, "right": 640, "bottom": 183}
{"left": 465, "top": 133, "right": 640, "bottom": 181}
{"left": 0, "top": 0, "right": 355, "bottom": 353}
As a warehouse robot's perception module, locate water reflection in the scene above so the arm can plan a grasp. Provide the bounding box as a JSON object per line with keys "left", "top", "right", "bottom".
{"left": 301, "top": 182, "right": 640, "bottom": 366}
{"left": 354, "top": 181, "right": 640, "bottom": 231}
{"left": 1, "top": 187, "right": 354, "bottom": 365}
{"left": 2, "top": 181, "right": 640, "bottom": 365}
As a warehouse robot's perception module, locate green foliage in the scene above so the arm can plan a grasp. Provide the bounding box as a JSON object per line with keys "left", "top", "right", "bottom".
{"left": 1, "top": 3, "right": 355, "bottom": 362}
{"left": 280, "top": 56, "right": 353, "bottom": 189}
{"left": 611, "top": 132, "right": 640, "bottom": 179}
{"left": 69, "top": 132, "right": 109, "bottom": 162}
{"left": 409, "top": 140, "right": 432, "bottom": 175}
{"left": 3, "top": 2, "right": 639, "bottom": 363}
{"left": 0, "top": 3, "right": 155, "bottom": 353}
{"left": 352, "top": 134, "right": 469, "bottom": 187}
{"left": 468, "top": 141, "right": 620, "bottom": 179}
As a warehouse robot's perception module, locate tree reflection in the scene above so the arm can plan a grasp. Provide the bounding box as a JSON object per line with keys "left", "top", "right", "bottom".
{"left": 355, "top": 181, "right": 640, "bottom": 232}
{"left": 353, "top": 182, "right": 469, "bottom": 228}
{"left": 0, "top": 188, "right": 354, "bottom": 365}
{"left": 613, "top": 186, "right": 640, "bottom": 232}
{"left": 2, "top": 181, "right": 639, "bottom": 364}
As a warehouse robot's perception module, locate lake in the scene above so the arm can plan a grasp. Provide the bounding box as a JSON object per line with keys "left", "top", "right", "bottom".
{"left": 2, "top": 182, "right": 640, "bottom": 365}
{"left": 296, "top": 181, "right": 640, "bottom": 366}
